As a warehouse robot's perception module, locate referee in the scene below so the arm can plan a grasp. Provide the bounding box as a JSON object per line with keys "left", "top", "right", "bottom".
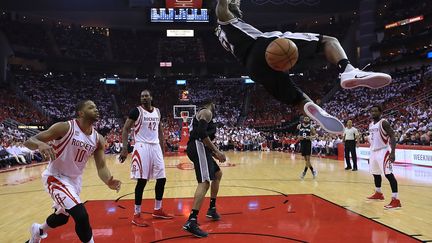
{"left": 343, "top": 120, "right": 359, "bottom": 171}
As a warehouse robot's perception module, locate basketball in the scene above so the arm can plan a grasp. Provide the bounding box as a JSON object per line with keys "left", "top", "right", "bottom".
{"left": 265, "top": 38, "right": 298, "bottom": 72}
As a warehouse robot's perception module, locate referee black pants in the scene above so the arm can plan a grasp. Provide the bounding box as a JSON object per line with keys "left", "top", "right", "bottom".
{"left": 344, "top": 140, "right": 357, "bottom": 169}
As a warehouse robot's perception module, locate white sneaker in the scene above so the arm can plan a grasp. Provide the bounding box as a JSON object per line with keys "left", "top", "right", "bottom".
{"left": 28, "top": 223, "right": 47, "bottom": 243}
{"left": 312, "top": 170, "right": 318, "bottom": 179}
{"left": 340, "top": 68, "right": 391, "bottom": 89}
{"left": 300, "top": 171, "right": 306, "bottom": 180}
{"left": 303, "top": 102, "right": 344, "bottom": 134}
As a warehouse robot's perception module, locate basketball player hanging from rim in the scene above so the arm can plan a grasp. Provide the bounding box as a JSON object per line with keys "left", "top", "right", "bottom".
{"left": 215, "top": 0, "right": 392, "bottom": 134}
{"left": 23, "top": 100, "right": 122, "bottom": 243}
{"left": 119, "top": 90, "right": 174, "bottom": 227}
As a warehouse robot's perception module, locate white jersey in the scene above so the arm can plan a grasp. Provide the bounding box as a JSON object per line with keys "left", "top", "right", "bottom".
{"left": 134, "top": 106, "right": 160, "bottom": 144}
{"left": 368, "top": 119, "right": 389, "bottom": 151}
{"left": 45, "top": 119, "right": 99, "bottom": 179}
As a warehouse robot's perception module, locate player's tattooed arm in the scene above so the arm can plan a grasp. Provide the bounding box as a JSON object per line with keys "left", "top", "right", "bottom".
{"left": 382, "top": 120, "right": 396, "bottom": 162}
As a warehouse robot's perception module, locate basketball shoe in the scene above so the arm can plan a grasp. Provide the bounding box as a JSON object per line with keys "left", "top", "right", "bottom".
{"left": 367, "top": 191, "right": 385, "bottom": 200}
{"left": 132, "top": 213, "right": 149, "bottom": 227}
{"left": 300, "top": 171, "right": 306, "bottom": 180}
{"left": 312, "top": 170, "right": 318, "bottom": 179}
{"left": 26, "top": 223, "right": 47, "bottom": 243}
{"left": 340, "top": 67, "right": 391, "bottom": 89}
{"left": 206, "top": 207, "right": 221, "bottom": 221}
{"left": 152, "top": 208, "right": 174, "bottom": 219}
{"left": 183, "top": 219, "right": 208, "bottom": 238}
{"left": 304, "top": 102, "right": 344, "bottom": 134}
{"left": 384, "top": 198, "right": 401, "bottom": 209}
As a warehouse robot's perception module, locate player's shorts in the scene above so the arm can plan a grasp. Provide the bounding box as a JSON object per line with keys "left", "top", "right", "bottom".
{"left": 300, "top": 140, "right": 312, "bottom": 156}
{"left": 369, "top": 146, "right": 393, "bottom": 175}
{"left": 130, "top": 142, "right": 166, "bottom": 180}
{"left": 42, "top": 171, "right": 82, "bottom": 212}
{"left": 245, "top": 33, "right": 322, "bottom": 106}
{"left": 187, "top": 140, "right": 221, "bottom": 183}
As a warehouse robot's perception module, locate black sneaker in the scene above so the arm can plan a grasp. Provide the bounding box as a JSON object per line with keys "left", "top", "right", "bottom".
{"left": 206, "top": 207, "right": 221, "bottom": 221}
{"left": 352, "top": 168, "right": 358, "bottom": 171}
{"left": 345, "top": 167, "right": 352, "bottom": 170}
{"left": 183, "top": 219, "right": 208, "bottom": 238}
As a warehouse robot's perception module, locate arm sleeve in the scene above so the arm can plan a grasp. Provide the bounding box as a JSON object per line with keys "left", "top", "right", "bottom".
{"left": 128, "top": 108, "right": 139, "bottom": 121}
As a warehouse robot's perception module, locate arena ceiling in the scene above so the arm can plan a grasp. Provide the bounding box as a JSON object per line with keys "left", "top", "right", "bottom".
{"left": 0, "top": 0, "right": 359, "bottom": 27}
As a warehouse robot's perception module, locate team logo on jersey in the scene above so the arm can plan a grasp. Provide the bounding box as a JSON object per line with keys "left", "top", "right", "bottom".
{"left": 251, "top": 0, "right": 319, "bottom": 5}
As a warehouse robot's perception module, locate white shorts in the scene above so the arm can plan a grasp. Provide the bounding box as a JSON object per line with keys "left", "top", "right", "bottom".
{"left": 369, "top": 147, "right": 393, "bottom": 175}
{"left": 42, "top": 172, "right": 82, "bottom": 212}
{"left": 130, "top": 142, "right": 166, "bottom": 180}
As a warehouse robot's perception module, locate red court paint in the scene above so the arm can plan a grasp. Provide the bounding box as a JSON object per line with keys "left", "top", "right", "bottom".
{"left": 42, "top": 195, "right": 420, "bottom": 243}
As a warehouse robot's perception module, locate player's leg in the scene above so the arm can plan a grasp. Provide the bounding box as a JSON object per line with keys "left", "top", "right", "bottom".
{"left": 152, "top": 144, "right": 174, "bottom": 219}
{"left": 367, "top": 152, "right": 385, "bottom": 200}
{"left": 320, "top": 35, "right": 392, "bottom": 89}
{"left": 183, "top": 141, "right": 210, "bottom": 237}
{"left": 383, "top": 150, "right": 401, "bottom": 209}
{"left": 207, "top": 162, "right": 222, "bottom": 220}
{"left": 351, "top": 142, "right": 358, "bottom": 171}
{"left": 66, "top": 204, "right": 94, "bottom": 243}
{"left": 27, "top": 208, "right": 69, "bottom": 243}
{"left": 130, "top": 145, "right": 149, "bottom": 227}
{"left": 344, "top": 142, "right": 352, "bottom": 170}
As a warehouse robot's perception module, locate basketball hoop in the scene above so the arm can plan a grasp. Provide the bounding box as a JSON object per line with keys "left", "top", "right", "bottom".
{"left": 180, "top": 111, "right": 189, "bottom": 123}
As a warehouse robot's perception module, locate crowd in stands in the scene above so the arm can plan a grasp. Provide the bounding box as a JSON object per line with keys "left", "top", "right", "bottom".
{"left": 15, "top": 71, "right": 118, "bottom": 133}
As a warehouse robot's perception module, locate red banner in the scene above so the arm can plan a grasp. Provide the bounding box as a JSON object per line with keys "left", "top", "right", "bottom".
{"left": 165, "top": 0, "right": 202, "bottom": 8}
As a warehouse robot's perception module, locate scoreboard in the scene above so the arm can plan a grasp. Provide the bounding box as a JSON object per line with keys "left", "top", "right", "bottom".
{"left": 150, "top": 8, "right": 209, "bottom": 23}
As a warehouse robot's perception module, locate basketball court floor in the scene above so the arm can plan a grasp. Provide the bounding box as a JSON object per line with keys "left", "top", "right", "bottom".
{"left": 1, "top": 151, "right": 431, "bottom": 242}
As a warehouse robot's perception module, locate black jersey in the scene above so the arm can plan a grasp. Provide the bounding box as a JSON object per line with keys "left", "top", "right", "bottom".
{"left": 298, "top": 123, "right": 312, "bottom": 140}
{"left": 216, "top": 18, "right": 263, "bottom": 64}
{"left": 189, "top": 112, "right": 217, "bottom": 141}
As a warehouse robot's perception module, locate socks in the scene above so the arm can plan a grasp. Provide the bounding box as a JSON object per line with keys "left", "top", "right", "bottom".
{"left": 154, "top": 200, "right": 162, "bottom": 210}
{"left": 392, "top": 192, "right": 398, "bottom": 199}
{"left": 337, "top": 59, "right": 354, "bottom": 73}
{"left": 134, "top": 205, "right": 141, "bottom": 214}
{"left": 375, "top": 187, "right": 382, "bottom": 193}
{"left": 189, "top": 209, "right": 199, "bottom": 220}
{"left": 210, "top": 198, "right": 216, "bottom": 209}
{"left": 87, "top": 237, "right": 94, "bottom": 243}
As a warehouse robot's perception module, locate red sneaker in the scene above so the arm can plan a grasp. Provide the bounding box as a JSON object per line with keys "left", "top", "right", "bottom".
{"left": 367, "top": 192, "right": 385, "bottom": 200}
{"left": 384, "top": 198, "right": 401, "bottom": 210}
{"left": 152, "top": 208, "right": 174, "bottom": 219}
{"left": 132, "top": 213, "right": 149, "bottom": 227}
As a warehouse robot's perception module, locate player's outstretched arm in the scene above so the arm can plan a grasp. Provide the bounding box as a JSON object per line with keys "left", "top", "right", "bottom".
{"left": 94, "top": 135, "right": 122, "bottom": 192}
{"left": 24, "top": 122, "right": 69, "bottom": 161}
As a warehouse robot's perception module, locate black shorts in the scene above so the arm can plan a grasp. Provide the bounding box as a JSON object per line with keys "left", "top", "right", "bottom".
{"left": 300, "top": 140, "right": 312, "bottom": 156}
{"left": 245, "top": 33, "right": 322, "bottom": 106}
{"left": 186, "top": 140, "right": 221, "bottom": 183}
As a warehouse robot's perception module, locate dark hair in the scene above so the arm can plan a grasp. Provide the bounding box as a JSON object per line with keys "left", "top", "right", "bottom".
{"left": 76, "top": 100, "right": 92, "bottom": 115}
{"left": 371, "top": 104, "right": 383, "bottom": 112}
{"left": 141, "top": 89, "right": 152, "bottom": 96}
